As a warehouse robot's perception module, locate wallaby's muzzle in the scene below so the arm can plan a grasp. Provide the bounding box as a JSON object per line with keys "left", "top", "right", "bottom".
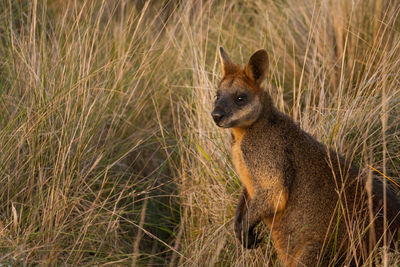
{"left": 211, "top": 108, "right": 226, "bottom": 126}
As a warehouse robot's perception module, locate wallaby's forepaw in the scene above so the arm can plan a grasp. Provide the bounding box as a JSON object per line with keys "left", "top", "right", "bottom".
{"left": 244, "top": 229, "right": 262, "bottom": 249}
{"left": 235, "top": 222, "right": 262, "bottom": 249}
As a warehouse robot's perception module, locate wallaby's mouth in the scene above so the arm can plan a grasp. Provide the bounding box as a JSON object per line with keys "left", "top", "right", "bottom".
{"left": 215, "top": 122, "right": 230, "bottom": 128}
{"left": 213, "top": 119, "right": 229, "bottom": 128}
{"left": 213, "top": 119, "right": 233, "bottom": 128}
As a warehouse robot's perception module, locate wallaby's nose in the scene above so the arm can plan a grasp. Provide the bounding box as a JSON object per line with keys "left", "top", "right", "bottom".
{"left": 212, "top": 110, "right": 225, "bottom": 124}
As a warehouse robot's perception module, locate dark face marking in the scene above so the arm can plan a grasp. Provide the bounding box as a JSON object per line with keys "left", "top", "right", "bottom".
{"left": 212, "top": 74, "right": 263, "bottom": 128}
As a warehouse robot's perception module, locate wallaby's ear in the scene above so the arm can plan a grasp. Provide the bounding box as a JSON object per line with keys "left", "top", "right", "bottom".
{"left": 245, "top": 49, "right": 269, "bottom": 86}
{"left": 219, "top": 47, "right": 239, "bottom": 76}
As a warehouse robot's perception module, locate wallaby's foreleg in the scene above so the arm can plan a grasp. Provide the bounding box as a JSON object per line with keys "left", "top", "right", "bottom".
{"left": 235, "top": 187, "right": 262, "bottom": 248}
{"left": 236, "top": 188, "right": 288, "bottom": 249}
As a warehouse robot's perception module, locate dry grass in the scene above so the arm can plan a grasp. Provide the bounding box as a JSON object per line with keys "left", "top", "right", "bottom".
{"left": 0, "top": 0, "right": 399, "bottom": 266}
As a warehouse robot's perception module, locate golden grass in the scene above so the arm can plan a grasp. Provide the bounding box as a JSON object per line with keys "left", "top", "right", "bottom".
{"left": 0, "top": 0, "right": 399, "bottom": 265}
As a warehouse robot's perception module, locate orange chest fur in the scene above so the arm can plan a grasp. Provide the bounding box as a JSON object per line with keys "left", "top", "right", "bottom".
{"left": 231, "top": 128, "right": 255, "bottom": 198}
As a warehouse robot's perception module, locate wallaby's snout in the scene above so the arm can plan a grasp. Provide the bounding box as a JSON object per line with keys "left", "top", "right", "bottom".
{"left": 211, "top": 108, "right": 225, "bottom": 126}
{"left": 211, "top": 94, "right": 230, "bottom": 127}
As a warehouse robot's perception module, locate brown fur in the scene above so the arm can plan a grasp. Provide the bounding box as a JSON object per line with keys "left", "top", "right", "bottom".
{"left": 212, "top": 47, "right": 400, "bottom": 266}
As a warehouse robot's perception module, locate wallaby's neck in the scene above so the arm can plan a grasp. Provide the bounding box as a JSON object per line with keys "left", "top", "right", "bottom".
{"left": 260, "top": 91, "right": 275, "bottom": 120}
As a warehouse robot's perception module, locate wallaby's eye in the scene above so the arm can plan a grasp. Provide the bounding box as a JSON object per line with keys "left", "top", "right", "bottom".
{"left": 235, "top": 94, "right": 247, "bottom": 104}
{"left": 215, "top": 94, "right": 220, "bottom": 101}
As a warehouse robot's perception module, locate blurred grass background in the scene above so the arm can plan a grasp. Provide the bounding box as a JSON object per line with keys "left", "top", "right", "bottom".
{"left": 0, "top": 0, "right": 399, "bottom": 265}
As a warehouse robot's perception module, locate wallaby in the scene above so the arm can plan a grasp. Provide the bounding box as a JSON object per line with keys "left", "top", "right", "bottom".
{"left": 212, "top": 47, "right": 400, "bottom": 266}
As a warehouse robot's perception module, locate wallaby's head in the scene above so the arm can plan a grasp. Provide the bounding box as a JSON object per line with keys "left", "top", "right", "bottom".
{"left": 212, "top": 47, "right": 269, "bottom": 128}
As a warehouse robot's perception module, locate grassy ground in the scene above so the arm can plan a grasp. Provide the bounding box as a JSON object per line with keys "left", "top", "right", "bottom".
{"left": 0, "top": 0, "right": 399, "bottom": 266}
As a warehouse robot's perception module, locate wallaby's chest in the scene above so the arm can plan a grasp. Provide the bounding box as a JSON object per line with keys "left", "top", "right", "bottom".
{"left": 231, "top": 125, "right": 287, "bottom": 200}
{"left": 231, "top": 128, "right": 255, "bottom": 198}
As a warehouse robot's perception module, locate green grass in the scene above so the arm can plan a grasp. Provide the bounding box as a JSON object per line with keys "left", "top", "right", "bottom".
{"left": 0, "top": 0, "right": 399, "bottom": 266}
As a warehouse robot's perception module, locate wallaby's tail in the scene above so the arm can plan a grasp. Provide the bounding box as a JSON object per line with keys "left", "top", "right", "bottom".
{"left": 370, "top": 178, "right": 400, "bottom": 231}
{"left": 386, "top": 186, "right": 400, "bottom": 230}
{"left": 364, "top": 177, "right": 400, "bottom": 233}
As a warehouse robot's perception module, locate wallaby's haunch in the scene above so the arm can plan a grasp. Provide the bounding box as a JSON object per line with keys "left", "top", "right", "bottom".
{"left": 212, "top": 47, "right": 400, "bottom": 266}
